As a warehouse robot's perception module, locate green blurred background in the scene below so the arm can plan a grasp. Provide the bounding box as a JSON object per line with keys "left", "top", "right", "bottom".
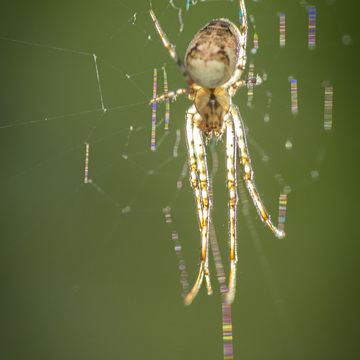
{"left": 1, "top": 0, "right": 359, "bottom": 359}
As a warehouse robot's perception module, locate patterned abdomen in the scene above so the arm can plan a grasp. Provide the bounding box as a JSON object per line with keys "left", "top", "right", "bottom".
{"left": 185, "top": 19, "right": 240, "bottom": 88}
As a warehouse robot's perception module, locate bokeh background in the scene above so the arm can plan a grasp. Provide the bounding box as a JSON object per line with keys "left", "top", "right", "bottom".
{"left": 1, "top": 0, "right": 359, "bottom": 359}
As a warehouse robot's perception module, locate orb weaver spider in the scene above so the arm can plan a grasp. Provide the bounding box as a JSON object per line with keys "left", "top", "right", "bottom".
{"left": 150, "top": 0, "right": 285, "bottom": 306}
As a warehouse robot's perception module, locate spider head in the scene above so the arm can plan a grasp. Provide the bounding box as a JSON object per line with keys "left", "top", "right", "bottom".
{"left": 194, "top": 87, "right": 230, "bottom": 138}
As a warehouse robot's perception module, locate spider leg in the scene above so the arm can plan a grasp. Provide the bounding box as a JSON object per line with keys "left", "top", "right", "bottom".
{"left": 150, "top": 88, "right": 188, "bottom": 104}
{"left": 230, "top": 74, "right": 262, "bottom": 95}
{"left": 231, "top": 105, "right": 285, "bottom": 239}
{"left": 226, "top": 0, "right": 248, "bottom": 91}
{"left": 184, "top": 105, "right": 212, "bottom": 306}
{"left": 223, "top": 117, "right": 238, "bottom": 304}
{"left": 150, "top": 10, "right": 195, "bottom": 94}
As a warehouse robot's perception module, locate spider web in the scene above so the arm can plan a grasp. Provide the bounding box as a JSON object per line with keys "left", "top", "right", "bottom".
{"left": 1, "top": 0, "right": 357, "bottom": 359}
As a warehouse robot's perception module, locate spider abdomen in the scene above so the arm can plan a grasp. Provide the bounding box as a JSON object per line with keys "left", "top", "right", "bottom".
{"left": 185, "top": 19, "right": 240, "bottom": 88}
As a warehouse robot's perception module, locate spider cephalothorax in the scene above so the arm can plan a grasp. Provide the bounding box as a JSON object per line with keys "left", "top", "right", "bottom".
{"left": 194, "top": 87, "right": 230, "bottom": 138}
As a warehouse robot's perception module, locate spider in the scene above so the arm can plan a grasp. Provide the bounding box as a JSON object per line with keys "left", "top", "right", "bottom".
{"left": 150, "top": 0, "right": 285, "bottom": 306}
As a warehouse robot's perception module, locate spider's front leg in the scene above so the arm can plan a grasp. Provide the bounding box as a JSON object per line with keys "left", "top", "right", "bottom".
{"left": 149, "top": 10, "right": 195, "bottom": 93}
{"left": 184, "top": 105, "right": 212, "bottom": 306}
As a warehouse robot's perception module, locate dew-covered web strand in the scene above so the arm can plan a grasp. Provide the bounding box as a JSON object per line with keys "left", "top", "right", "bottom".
{"left": 0, "top": 6, "right": 180, "bottom": 248}
{"left": 279, "top": 13, "right": 286, "bottom": 48}
{"left": 0, "top": 39, "right": 106, "bottom": 130}
{"left": 308, "top": 5, "right": 316, "bottom": 50}
{"left": 77, "top": 11, "right": 182, "bottom": 211}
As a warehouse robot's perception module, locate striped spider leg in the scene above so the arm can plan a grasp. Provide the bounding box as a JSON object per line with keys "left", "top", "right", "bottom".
{"left": 150, "top": 0, "right": 285, "bottom": 306}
